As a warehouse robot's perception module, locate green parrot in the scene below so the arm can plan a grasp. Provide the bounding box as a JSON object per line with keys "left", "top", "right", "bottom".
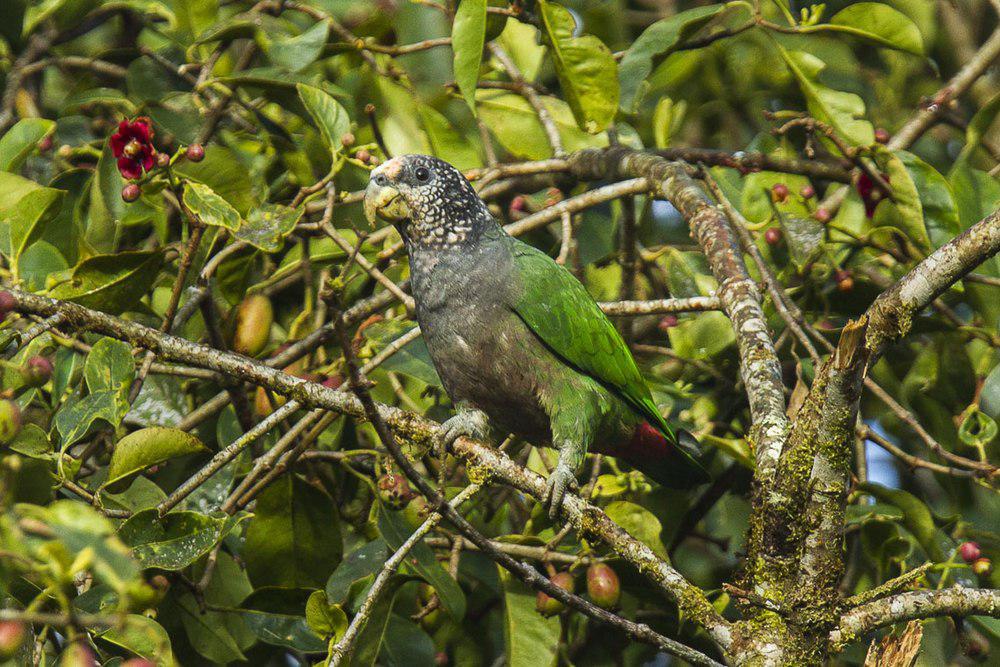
{"left": 365, "top": 154, "right": 710, "bottom": 516}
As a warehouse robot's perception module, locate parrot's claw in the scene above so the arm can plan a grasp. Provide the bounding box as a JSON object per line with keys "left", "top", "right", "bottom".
{"left": 437, "top": 409, "right": 491, "bottom": 462}
{"left": 543, "top": 464, "right": 577, "bottom": 520}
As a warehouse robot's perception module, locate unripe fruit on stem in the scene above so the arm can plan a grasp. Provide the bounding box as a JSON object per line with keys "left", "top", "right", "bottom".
{"left": 972, "top": 557, "right": 992, "bottom": 576}
{"left": 771, "top": 183, "right": 789, "bottom": 202}
{"left": 0, "top": 400, "right": 21, "bottom": 445}
{"left": 764, "top": 227, "right": 782, "bottom": 245}
{"left": 156, "top": 152, "right": 170, "bottom": 168}
{"left": 341, "top": 132, "right": 355, "bottom": 147}
{"left": 837, "top": 277, "right": 854, "bottom": 292}
{"left": 185, "top": 143, "right": 205, "bottom": 162}
{"left": 58, "top": 640, "right": 97, "bottom": 666}
{"left": 874, "top": 128, "right": 890, "bottom": 144}
{"left": 356, "top": 149, "right": 371, "bottom": 164}
{"left": 23, "top": 356, "right": 53, "bottom": 387}
{"left": 233, "top": 295, "right": 274, "bottom": 357}
{"left": 510, "top": 195, "right": 527, "bottom": 212}
{"left": 377, "top": 472, "right": 414, "bottom": 509}
{"left": 38, "top": 135, "right": 53, "bottom": 152}
{"left": 121, "top": 183, "right": 141, "bottom": 203}
{"left": 960, "top": 541, "right": 982, "bottom": 563}
{"left": 814, "top": 207, "right": 831, "bottom": 223}
{"left": 0, "top": 621, "right": 26, "bottom": 660}
{"left": 800, "top": 184, "right": 815, "bottom": 199}
{"left": 586, "top": 563, "right": 621, "bottom": 609}
{"left": 536, "top": 571, "right": 574, "bottom": 616}
{"left": 322, "top": 375, "right": 344, "bottom": 390}
{"left": 0, "top": 291, "right": 15, "bottom": 321}
{"left": 402, "top": 494, "right": 430, "bottom": 528}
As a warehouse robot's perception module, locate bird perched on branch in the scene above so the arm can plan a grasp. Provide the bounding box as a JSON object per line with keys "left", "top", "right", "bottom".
{"left": 364, "top": 155, "right": 709, "bottom": 516}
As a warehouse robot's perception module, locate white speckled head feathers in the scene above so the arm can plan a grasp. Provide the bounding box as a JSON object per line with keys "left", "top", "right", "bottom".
{"left": 366, "top": 154, "right": 495, "bottom": 249}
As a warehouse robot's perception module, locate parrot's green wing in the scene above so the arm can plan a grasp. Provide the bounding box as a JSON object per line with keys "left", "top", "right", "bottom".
{"left": 507, "top": 238, "right": 706, "bottom": 475}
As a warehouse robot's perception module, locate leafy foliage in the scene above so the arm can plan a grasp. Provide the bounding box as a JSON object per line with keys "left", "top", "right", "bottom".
{"left": 0, "top": 0, "right": 998, "bottom": 665}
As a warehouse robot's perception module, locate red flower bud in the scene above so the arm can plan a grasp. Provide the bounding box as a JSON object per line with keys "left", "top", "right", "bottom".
{"left": 356, "top": 149, "right": 371, "bottom": 164}
{"left": 341, "top": 133, "right": 356, "bottom": 147}
{"left": 658, "top": 314, "right": 679, "bottom": 331}
{"left": 764, "top": 227, "right": 782, "bottom": 245}
{"left": 23, "top": 356, "right": 53, "bottom": 387}
{"left": 960, "top": 541, "right": 982, "bottom": 563}
{"left": 0, "top": 291, "right": 15, "bottom": 321}
{"left": 155, "top": 152, "right": 170, "bottom": 168}
{"left": 771, "top": 183, "right": 789, "bottom": 202}
{"left": 38, "top": 135, "right": 53, "bottom": 153}
{"left": 185, "top": 144, "right": 205, "bottom": 162}
{"left": 510, "top": 195, "right": 527, "bottom": 212}
{"left": 814, "top": 207, "right": 831, "bottom": 223}
{"left": 800, "top": 184, "right": 815, "bottom": 199}
{"left": 122, "top": 183, "right": 141, "bottom": 203}
{"left": 874, "top": 128, "right": 890, "bottom": 144}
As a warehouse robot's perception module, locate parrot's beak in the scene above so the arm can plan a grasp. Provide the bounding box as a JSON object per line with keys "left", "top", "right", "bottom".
{"left": 364, "top": 160, "right": 410, "bottom": 228}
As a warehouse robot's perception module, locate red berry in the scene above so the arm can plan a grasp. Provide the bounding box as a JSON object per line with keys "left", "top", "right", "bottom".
{"left": 814, "top": 207, "right": 831, "bottom": 223}
{"left": 972, "top": 557, "right": 992, "bottom": 576}
{"left": 960, "top": 542, "right": 982, "bottom": 563}
{"left": 764, "top": 227, "right": 782, "bottom": 245}
{"left": 23, "top": 356, "right": 53, "bottom": 387}
{"left": 0, "top": 291, "right": 15, "bottom": 321}
{"left": 771, "top": 183, "right": 789, "bottom": 202}
{"left": 536, "top": 571, "right": 574, "bottom": 616}
{"left": 658, "top": 314, "right": 679, "bottom": 331}
{"left": 874, "top": 128, "right": 890, "bottom": 144}
{"left": 322, "top": 375, "right": 344, "bottom": 390}
{"left": 155, "top": 152, "right": 170, "bottom": 168}
{"left": 434, "top": 653, "right": 449, "bottom": 667}
{"left": 510, "top": 195, "right": 527, "bottom": 212}
{"left": 341, "top": 133, "right": 356, "bottom": 147}
{"left": 837, "top": 277, "right": 854, "bottom": 292}
{"left": 38, "top": 135, "right": 53, "bottom": 152}
{"left": 121, "top": 183, "right": 141, "bottom": 203}
{"left": 355, "top": 149, "right": 371, "bottom": 164}
{"left": 121, "top": 660, "right": 156, "bottom": 667}
{"left": 586, "top": 563, "right": 621, "bottom": 609}
{"left": 0, "top": 621, "right": 26, "bottom": 660}
{"left": 800, "top": 184, "right": 815, "bottom": 199}
{"left": 58, "top": 640, "right": 96, "bottom": 666}
{"left": 0, "top": 400, "right": 21, "bottom": 445}
{"left": 185, "top": 143, "right": 205, "bottom": 162}
{"left": 833, "top": 269, "right": 851, "bottom": 283}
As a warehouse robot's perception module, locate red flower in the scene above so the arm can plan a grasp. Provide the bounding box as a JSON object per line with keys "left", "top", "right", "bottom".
{"left": 855, "top": 172, "right": 890, "bottom": 219}
{"left": 110, "top": 117, "right": 156, "bottom": 180}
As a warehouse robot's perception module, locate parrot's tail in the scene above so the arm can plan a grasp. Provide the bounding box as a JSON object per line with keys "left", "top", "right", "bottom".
{"left": 616, "top": 422, "right": 710, "bottom": 489}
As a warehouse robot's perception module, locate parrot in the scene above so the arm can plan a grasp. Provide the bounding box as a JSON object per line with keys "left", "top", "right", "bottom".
{"left": 364, "top": 154, "right": 710, "bottom": 517}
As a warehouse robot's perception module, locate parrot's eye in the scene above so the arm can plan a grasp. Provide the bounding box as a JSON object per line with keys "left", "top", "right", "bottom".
{"left": 414, "top": 166, "right": 430, "bottom": 182}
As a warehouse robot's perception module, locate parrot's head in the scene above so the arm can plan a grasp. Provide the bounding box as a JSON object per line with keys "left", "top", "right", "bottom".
{"left": 364, "top": 154, "right": 491, "bottom": 248}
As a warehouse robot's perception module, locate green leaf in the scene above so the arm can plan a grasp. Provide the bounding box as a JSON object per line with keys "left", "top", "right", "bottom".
{"left": 85, "top": 142, "right": 126, "bottom": 253}
{"left": 49, "top": 250, "right": 164, "bottom": 314}
{"left": 239, "top": 587, "right": 328, "bottom": 651}
{"left": 872, "top": 150, "right": 959, "bottom": 252}
{"left": 8, "top": 423, "right": 52, "bottom": 458}
{"left": 667, "top": 311, "right": 736, "bottom": 360}
{"left": 363, "top": 321, "right": 442, "bottom": 387}
{"left": 305, "top": 589, "right": 348, "bottom": 639}
{"left": 177, "top": 592, "right": 248, "bottom": 663}
{"left": 379, "top": 508, "right": 466, "bottom": 621}
{"left": 346, "top": 575, "right": 408, "bottom": 667}
{"left": 18, "top": 240, "right": 68, "bottom": 291}
{"left": 84, "top": 337, "right": 135, "bottom": 398}
{"left": 98, "top": 614, "right": 175, "bottom": 664}
{"left": 105, "top": 427, "right": 209, "bottom": 490}
{"left": 418, "top": 104, "right": 483, "bottom": 171}
{"left": 54, "top": 390, "right": 124, "bottom": 448}
{"left": 536, "top": 0, "right": 619, "bottom": 132}
{"left": 244, "top": 474, "right": 343, "bottom": 588}
{"left": 604, "top": 500, "right": 670, "bottom": 560}
{"left": 499, "top": 567, "right": 560, "bottom": 667}
{"left": 958, "top": 91, "right": 1000, "bottom": 162}
{"left": 183, "top": 181, "right": 242, "bottom": 231}
{"left": 381, "top": 615, "right": 436, "bottom": 667}
{"left": 453, "top": 0, "right": 487, "bottom": 114}
{"left": 173, "top": 145, "right": 258, "bottom": 215}
{"left": 326, "top": 539, "right": 390, "bottom": 603}
{"left": 618, "top": 3, "right": 737, "bottom": 111}
{"left": 118, "top": 509, "right": 245, "bottom": 570}
{"left": 0, "top": 118, "right": 54, "bottom": 172}
{"left": 297, "top": 83, "right": 352, "bottom": 166}
{"left": 958, "top": 406, "right": 998, "bottom": 448}
{"left": 264, "top": 20, "right": 328, "bottom": 73}
{"left": 476, "top": 90, "right": 607, "bottom": 160}
{"left": 6, "top": 186, "right": 65, "bottom": 268}
{"left": 778, "top": 48, "right": 875, "bottom": 146}
{"left": 234, "top": 202, "right": 303, "bottom": 252}
{"left": 823, "top": 3, "right": 924, "bottom": 55}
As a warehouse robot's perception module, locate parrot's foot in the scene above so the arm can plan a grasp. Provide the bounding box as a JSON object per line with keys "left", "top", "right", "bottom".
{"left": 542, "top": 464, "right": 577, "bottom": 520}
{"left": 437, "top": 408, "right": 491, "bottom": 461}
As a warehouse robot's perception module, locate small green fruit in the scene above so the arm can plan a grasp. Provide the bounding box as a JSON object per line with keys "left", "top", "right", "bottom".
{"left": 22, "top": 356, "right": 53, "bottom": 387}
{"left": 0, "top": 400, "right": 21, "bottom": 445}
{"left": 0, "top": 621, "right": 26, "bottom": 660}
{"left": 233, "top": 294, "right": 274, "bottom": 357}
